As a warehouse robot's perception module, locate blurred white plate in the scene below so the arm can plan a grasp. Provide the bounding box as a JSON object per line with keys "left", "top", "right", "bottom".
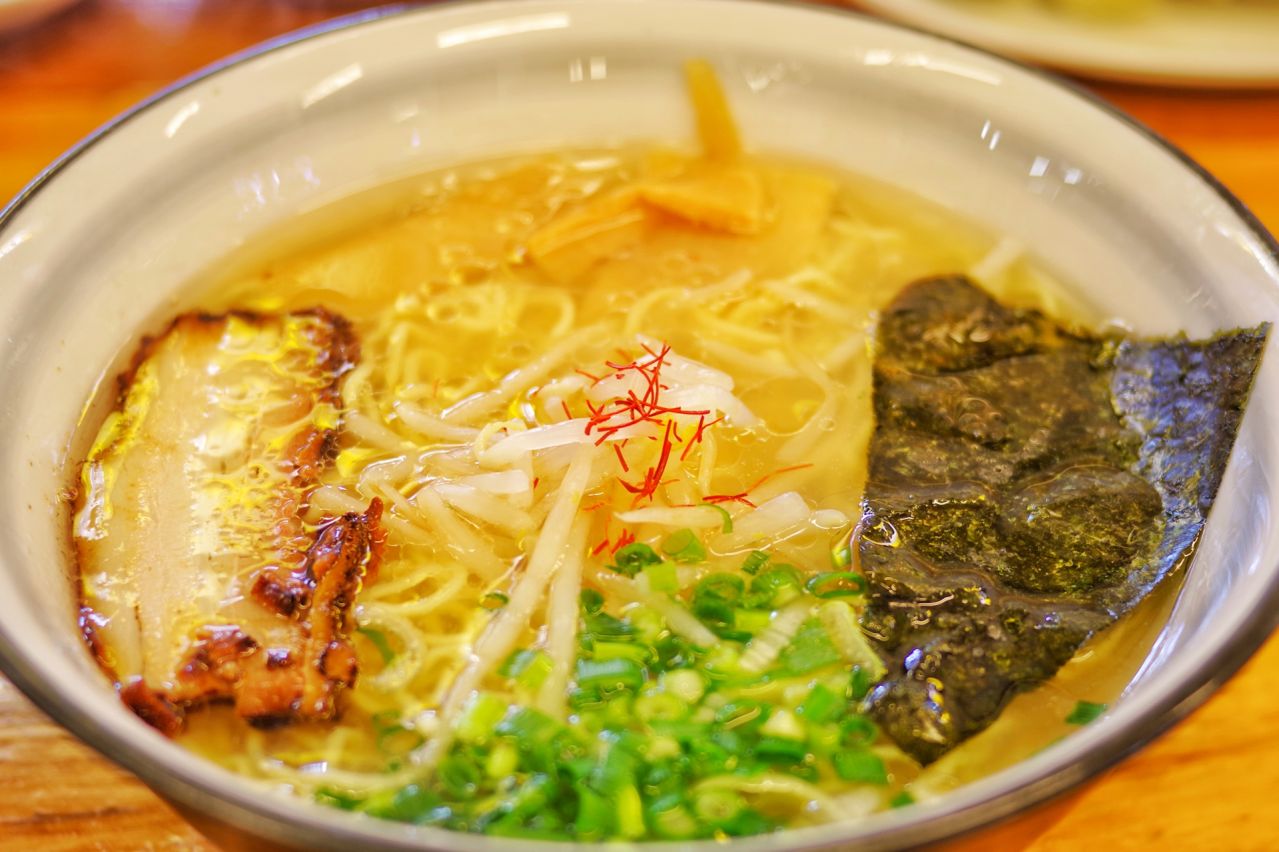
{"left": 855, "top": 0, "right": 1279, "bottom": 87}
{"left": 0, "top": 0, "right": 78, "bottom": 34}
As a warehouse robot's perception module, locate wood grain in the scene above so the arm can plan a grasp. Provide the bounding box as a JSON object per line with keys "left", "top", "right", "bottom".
{"left": 2, "top": 1, "right": 1278, "bottom": 849}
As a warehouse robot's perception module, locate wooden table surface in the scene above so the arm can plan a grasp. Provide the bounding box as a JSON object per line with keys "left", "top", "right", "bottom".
{"left": 3, "top": 1, "right": 1279, "bottom": 849}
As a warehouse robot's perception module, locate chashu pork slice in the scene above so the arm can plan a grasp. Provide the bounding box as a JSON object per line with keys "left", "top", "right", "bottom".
{"left": 73, "top": 309, "right": 384, "bottom": 734}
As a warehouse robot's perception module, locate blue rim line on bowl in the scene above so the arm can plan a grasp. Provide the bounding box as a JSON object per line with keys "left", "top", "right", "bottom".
{"left": 1, "top": 1, "right": 1277, "bottom": 850}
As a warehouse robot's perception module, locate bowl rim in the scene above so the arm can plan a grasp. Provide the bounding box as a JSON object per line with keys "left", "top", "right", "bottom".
{"left": 2, "top": 0, "right": 1278, "bottom": 849}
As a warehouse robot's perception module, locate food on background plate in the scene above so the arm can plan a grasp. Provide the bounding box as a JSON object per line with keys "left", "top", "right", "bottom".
{"left": 952, "top": 0, "right": 1279, "bottom": 20}
{"left": 69, "top": 61, "right": 1266, "bottom": 839}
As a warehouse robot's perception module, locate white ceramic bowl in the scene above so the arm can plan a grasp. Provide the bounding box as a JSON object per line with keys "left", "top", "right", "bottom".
{"left": 1, "top": 2, "right": 1278, "bottom": 849}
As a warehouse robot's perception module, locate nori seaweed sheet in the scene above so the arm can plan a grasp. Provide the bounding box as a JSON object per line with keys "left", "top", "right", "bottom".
{"left": 857, "top": 276, "right": 1268, "bottom": 765}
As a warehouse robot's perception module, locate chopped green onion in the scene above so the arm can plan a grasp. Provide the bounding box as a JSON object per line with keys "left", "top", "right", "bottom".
{"left": 1066, "top": 700, "right": 1108, "bottom": 726}
{"left": 455, "top": 692, "right": 508, "bottom": 745}
{"left": 697, "top": 573, "right": 745, "bottom": 604}
{"left": 593, "top": 733, "right": 643, "bottom": 790}
{"left": 356, "top": 626, "right": 396, "bottom": 664}
{"left": 370, "top": 708, "right": 402, "bottom": 734}
{"left": 576, "top": 657, "right": 645, "bottom": 692}
{"left": 832, "top": 749, "right": 888, "bottom": 784}
{"left": 486, "top": 741, "right": 519, "bottom": 778}
{"left": 646, "top": 735, "right": 682, "bottom": 761}
{"left": 376, "top": 723, "right": 425, "bottom": 756}
{"left": 703, "top": 502, "right": 734, "bottom": 533}
{"left": 890, "top": 790, "right": 916, "bottom": 809}
{"left": 635, "top": 691, "right": 687, "bottom": 723}
{"left": 482, "top": 773, "right": 556, "bottom": 831}
{"left": 480, "top": 591, "right": 509, "bottom": 610}
{"left": 741, "top": 550, "right": 770, "bottom": 575}
{"left": 798, "top": 683, "right": 841, "bottom": 724}
{"left": 496, "top": 706, "right": 564, "bottom": 748}
{"left": 711, "top": 728, "right": 746, "bottom": 756}
{"left": 653, "top": 631, "right": 699, "bottom": 670}
{"left": 563, "top": 756, "right": 597, "bottom": 783}
{"left": 733, "top": 607, "right": 772, "bottom": 635}
{"left": 692, "top": 595, "right": 735, "bottom": 630}
{"left": 850, "top": 665, "right": 874, "bottom": 700}
{"left": 601, "top": 693, "right": 638, "bottom": 728}
{"left": 592, "top": 641, "right": 652, "bottom": 664}
{"left": 315, "top": 787, "right": 364, "bottom": 811}
{"left": 610, "top": 542, "right": 662, "bottom": 577}
{"left": 574, "top": 783, "right": 613, "bottom": 840}
{"left": 580, "top": 588, "right": 605, "bottom": 614}
{"left": 830, "top": 543, "right": 853, "bottom": 569}
{"left": 759, "top": 708, "right": 805, "bottom": 740}
{"left": 755, "top": 735, "right": 809, "bottom": 763}
{"left": 662, "top": 668, "right": 705, "bottom": 704}
{"left": 438, "top": 754, "right": 482, "bottom": 799}
{"left": 625, "top": 605, "right": 666, "bottom": 642}
{"left": 369, "top": 784, "right": 447, "bottom": 823}
{"left": 808, "top": 723, "right": 841, "bottom": 755}
{"left": 746, "top": 565, "right": 802, "bottom": 608}
{"left": 499, "top": 649, "right": 553, "bottom": 689}
{"left": 649, "top": 794, "right": 698, "bottom": 839}
{"left": 714, "top": 700, "right": 769, "bottom": 731}
{"left": 700, "top": 643, "right": 741, "bottom": 674}
{"left": 356, "top": 787, "right": 412, "bottom": 817}
{"left": 581, "top": 610, "right": 635, "bottom": 646}
{"left": 615, "top": 784, "right": 646, "bottom": 839}
{"left": 504, "top": 710, "right": 582, "bottom": 777}
{"left": 649, "top": 719, "right": 712, "bottom": 743}
{"left": 805, "top": 571, "right": 868, "bottom": 599}
{"left": 720, "top": 808, "right": 774, "bottom": 836}
{"left": 643, "top": 560, "right": 679, "bottom": 593}
{"left": 569, "top": 687, "right": 605, "bottom": 710}
{"left": 692, "top": 788, "right": 745, "bottom": 824}
{"left": 839, "top": 714, "right": 879, "bottom": 747}
{"left": 693, "top": 573, "right": 748, "bottom": 638}
{"left": 356, "top": 787, "right": 408, "bottom": 820}
{"left": 661, "top": 528, "right": 707, "bottom": 563}
{"left": 689, "top": 738, "right": 734, "bottom": 774}
{"left": 778, "top": 618, "right": 841, "bottom": 675}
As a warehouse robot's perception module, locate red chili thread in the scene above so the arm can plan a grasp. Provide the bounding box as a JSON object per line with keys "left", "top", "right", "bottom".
{"left": 574, "top": 343, "right": 733, "bottom": 504}
{"left": 612, "top": 443, "right": 630, "bottom": 472}
{"left": 619, "top": 419, "right": 676, "bottom": 504}
{"left": 680, "top": 414, "right": 723, "bottom": 462}
{"left": 748, "top": 463, "right": 815, "bottom": 492}
{"left": 610, "top": 529, "right": 636, "bottom": 554}
{"left": 703, "top": 492, "right": 756, "bottom": 508}
{"left": 702, "top": 463, "right": 816, "bottom": 508}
